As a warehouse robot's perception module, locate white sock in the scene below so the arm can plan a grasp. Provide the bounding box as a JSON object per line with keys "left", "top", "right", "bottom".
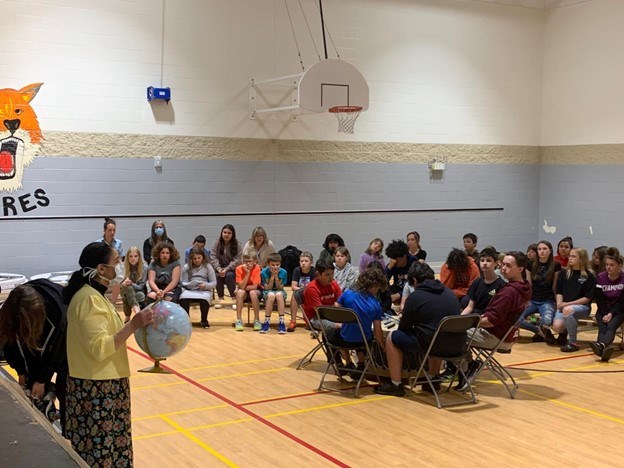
{"left": 391, "top": 380, "right": 402, "bottom": 386}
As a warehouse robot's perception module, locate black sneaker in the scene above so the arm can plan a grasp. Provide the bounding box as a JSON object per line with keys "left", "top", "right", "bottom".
{"left": 532, "top": 333, "right": 545, "bottom": 343}
{"left": 374, "top": 381, "right": 406, "bottom": 397}
{"left": 560, "top": 342, "right": 580, "bottom": 352}
{"left": 455, "top": 360, "right": 480, "bottom": 392}
{"left": 601, "top": 346, "right": 614, "bottom": 362}
{"left": 438, "top": 367, "right": 456, "bottom": 382}
{"left": 201, "top": 321, "right": 210, "bottom": 329}
{"left": 589, "top": 341, "right": 605, "bottom": 357}
{"left": 421, "top": 381, "right": 441, "bottom": 393}
{"left": 338, "top": 362, "right": 356, "bottom": 377}
{"left": 544, "top": 329, "right": 557, "bottom": 345}
{"left": 556, "top": 332, "right": 568, "bottom": 346}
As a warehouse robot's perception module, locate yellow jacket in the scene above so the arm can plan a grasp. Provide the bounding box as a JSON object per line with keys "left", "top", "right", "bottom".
{"left": 67, "top": 284, "right": 130, "bottom": 379}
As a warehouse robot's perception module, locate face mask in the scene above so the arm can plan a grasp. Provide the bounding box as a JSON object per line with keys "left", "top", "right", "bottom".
{"left": 98, "top": 263, "right": 124, "bottom": 286}
{"left": 154, "top": 227, "right": 165, "bottom": 237}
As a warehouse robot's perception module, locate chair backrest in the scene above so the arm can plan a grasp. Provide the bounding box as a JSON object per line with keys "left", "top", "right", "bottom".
{"left": 428, "top": 313, "right": 481, "bottom": 358}
{"left": 315, "top": 306, "right": 359, "bottom": 324}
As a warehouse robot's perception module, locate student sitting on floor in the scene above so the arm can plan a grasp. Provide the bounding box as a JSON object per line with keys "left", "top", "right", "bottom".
{"left": 147, "top": 242, "right": 182, "bottom": 303}
{"left": 179, "top": 247, "right": 216, "bottom": 329}
{"left": 554, "top": 236, "right": 573, "bottom": 268}
{"left": 259, "top": 253, "right": 288, "bottom": 334}
{"left": 120, "top": 246, "right": 148, "bottom": 323}
{"left": 319, "top": 233, "right": 345, "bottom": 264}
{"left": 463, "top": 232, "right": 479, "bottom": 263}
{"left": 234, "top": 252, "right": 262, "bottom": 332}
{"left": 407, "top": 231, "right": 427, "bottom": 264}
{"left": 288, "top": 251, "right": 316, "bottom": 332}
{"left": 359, "top": 238, "right": 386, "bottom": 272}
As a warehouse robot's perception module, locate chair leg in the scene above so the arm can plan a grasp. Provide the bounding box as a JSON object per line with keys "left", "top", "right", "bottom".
{"left": 296, "top": 343, "right": 322, "bottom": 370}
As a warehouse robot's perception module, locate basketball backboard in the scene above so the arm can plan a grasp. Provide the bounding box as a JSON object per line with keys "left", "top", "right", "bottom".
{"left": 299, "top": 59, "right": 369, "bottom": 113}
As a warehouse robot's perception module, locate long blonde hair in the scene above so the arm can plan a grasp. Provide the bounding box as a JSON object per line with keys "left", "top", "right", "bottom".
{"left": 124, "top": 245, "right": 144, "bottom": 280}
{"left": 565, "top": 247, "right": 592, "bottom": 279}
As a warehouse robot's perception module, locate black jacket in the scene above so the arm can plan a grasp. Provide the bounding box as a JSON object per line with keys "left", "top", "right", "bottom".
{"left": 3, "top": 279, "right": 68, "bottom": 387}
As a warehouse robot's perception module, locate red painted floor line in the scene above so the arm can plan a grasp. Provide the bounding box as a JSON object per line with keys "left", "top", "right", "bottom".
{"left": 507, "top": 352, "right": 594, "bottom": 368}
{"left": 128, "top": 346, "right": 350, "bottom": 468}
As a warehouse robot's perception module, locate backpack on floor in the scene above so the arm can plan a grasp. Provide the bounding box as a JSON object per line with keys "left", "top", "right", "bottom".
{"left": 277, "top": 245, "right": 302, "bottom": 284}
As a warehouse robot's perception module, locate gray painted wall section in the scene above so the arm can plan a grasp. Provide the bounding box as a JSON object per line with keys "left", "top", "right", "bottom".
{"left": 2, "top": 157, "right": 540, "bottom": 278}
{"left": 539, "top": 164, "right": 624, "bottom": 251}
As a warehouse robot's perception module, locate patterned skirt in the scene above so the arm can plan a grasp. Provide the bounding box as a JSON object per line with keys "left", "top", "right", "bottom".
{"left": 66, "top": 377, "right": 133, "bottom": 468}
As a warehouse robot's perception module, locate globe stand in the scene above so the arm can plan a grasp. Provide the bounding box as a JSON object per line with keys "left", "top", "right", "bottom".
{"left": 138, "top": 358, "right": 171, "bottom": 374}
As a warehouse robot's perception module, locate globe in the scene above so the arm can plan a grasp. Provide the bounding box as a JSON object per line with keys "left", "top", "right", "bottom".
{"left": 134, "top": 301, "right": 192, "bottom": 372}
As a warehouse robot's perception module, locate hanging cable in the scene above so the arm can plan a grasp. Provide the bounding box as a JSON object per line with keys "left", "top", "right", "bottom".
{"left": 313, "top": 0, "right": 340, "bottom": 59}
{"left": 284, "top": 0, "right": 305, "bottom": 71}
{"left": 298, "top": 0, "right": 321, "bottom": 62}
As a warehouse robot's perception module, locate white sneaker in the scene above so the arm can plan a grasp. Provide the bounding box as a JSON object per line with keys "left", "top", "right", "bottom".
{"left": 231, "top": 304, "right": 237, "bottom": 310}
{"left": 214, "top": 304, "right": 223, "bottom": 309}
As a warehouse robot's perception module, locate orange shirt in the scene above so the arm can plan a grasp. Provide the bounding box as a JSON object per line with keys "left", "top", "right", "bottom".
{"left": 235, "top": 264, "right": 261, "bottom": 288}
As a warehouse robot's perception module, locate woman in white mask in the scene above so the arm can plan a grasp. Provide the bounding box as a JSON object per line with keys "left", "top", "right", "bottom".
{"left": 62, "top": 241, "right": 154, "bottom": 467}
{"left": 143, "top": 219, "right": 174, "bottom": 263}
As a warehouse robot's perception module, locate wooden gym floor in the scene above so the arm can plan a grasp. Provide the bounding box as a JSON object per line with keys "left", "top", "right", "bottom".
{"left": 2, "top": 299, "right": 623, "bottom": 467}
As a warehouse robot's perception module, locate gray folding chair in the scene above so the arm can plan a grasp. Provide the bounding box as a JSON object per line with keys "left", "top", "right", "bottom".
{"left": 296, "top": 309, "right": 326, "bottom": 370}
{"left": 467, "top": 319, "right": 522, "bottom": 398}
{"left": 408, "top": 314, "right": 481, "bottom": 409}
{"left": 315, "top": 306, "right": 380, "bottom": 398}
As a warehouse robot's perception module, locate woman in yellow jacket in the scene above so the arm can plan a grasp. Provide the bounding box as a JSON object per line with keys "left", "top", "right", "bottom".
{"left": 62, "top": 241, "right": 153, "bottom": 467}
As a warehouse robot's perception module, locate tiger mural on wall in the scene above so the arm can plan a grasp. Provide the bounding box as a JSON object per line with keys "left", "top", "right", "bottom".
{"left": 0, "top": 83, "right": 44, "bottom": 192}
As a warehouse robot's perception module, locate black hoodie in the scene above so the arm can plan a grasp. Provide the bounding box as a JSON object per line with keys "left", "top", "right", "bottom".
{"left": 3, "top": 279, "right": 68, "bottom": 387}
{"left": 399, "top": 279, "right": 463, "bottom": 354}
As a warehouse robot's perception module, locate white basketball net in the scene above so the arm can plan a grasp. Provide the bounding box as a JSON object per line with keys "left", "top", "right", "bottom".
{"left": 329, "top": 106, "right": 362, "bottom": 134}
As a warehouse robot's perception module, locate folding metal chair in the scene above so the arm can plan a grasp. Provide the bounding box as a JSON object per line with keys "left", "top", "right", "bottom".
{"left": 296, "top": 308, "right": 326, "bottom": 370}
{"left": 467, "top": 319, "right": 522, "bottom": 398}
{"left": 315, "top": 306, "right": 380, "bottom": 398}
{"left": 408, "top": 314, "right": 481, "bottom": 409}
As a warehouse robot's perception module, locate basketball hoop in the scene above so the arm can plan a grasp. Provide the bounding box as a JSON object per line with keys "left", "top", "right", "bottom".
{"left": 329, "top": 106, "right": 363, "bottom": 134}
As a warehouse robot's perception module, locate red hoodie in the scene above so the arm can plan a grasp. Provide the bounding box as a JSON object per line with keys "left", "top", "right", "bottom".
{"left": 482, "top": 280, "right": 532, "bottom": 342}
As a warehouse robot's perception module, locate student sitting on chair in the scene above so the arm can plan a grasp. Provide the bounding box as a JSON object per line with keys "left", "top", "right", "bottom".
{"left": 184, "top": 235, "right": 210, "bottom": 263}
{"left": 234, "top": 252, "right": 262, "bottom": 332}
{"left": 302, "top": 259, "right": 342, "bottom": 333}
{"left": 327, "top": 267, "right": 387, "bottom": 376}
{"left": 590, "top": 247, "right": 624, "bottom": 362}
{"left": 456, "top": 251, "right": 531, "bottom": 391}
{"left": 259, "top": 253, "right": 288, "bottom": 334}
{"left": 375, "top": 262, "right": 462, "bottom": 397}
{"left": 179, "top": 247, "right": 216, "bottom": 329}
{"left": 461, "top": 246, "right": 506, "bottom": 315}
{"left": 384, "top": 239, "right": 415, "bottom": 304}
{"left": 288, "top": 252, "right": 316, "bottom": 332}
{"left": 440, "top": 248, "right": 480, "bottom": 302}
{"left": 333, "top": 246, "right": 358, "bottom": 292}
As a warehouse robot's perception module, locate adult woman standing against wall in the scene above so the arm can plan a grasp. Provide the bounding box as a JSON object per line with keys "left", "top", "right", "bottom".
{"left": 0, "top": 279, "right": 68, "bottom": 436}
{"left": 242, "top": 226, "right": 276, "bottom": 268}
{"left": 62, "top": 241, "right": 153, "bottom": 467}
{"left": 98, "top": 217, "right": 124, "bottom": 304}
{"left": 143, "top": 219, "right": 174, "bottom": 263}
{"left": 210, "top": 224, "right": 242, "bottom": 302}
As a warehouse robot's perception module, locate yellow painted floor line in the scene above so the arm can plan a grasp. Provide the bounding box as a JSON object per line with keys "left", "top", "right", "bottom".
{"left": 179, "top": 354, "right": 303, "bottom": 372}
{"left": 196, "top": 367, "right": 290, "bottom": 382}
{"left": 132, "top": 403, "right": 230, "bottom": 422}
{"left": 265, "top": 395, "right": 393, "bottom": 418}
{"left": 160, "top": 415, "right": 239, "bottom": 467}
{"left": 518, "top": 388, "right": 624, "bottom": 425}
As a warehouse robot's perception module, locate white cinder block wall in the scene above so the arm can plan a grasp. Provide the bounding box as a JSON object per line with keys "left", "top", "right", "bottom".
{"left": 4, "top": 0, "right": 543, "bottom": 143}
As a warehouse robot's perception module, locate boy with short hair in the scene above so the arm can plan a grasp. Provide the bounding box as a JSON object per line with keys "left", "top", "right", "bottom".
{"left": 234, "top": 252, "right": 262, "bottom": 331}
{"left": 303, "top": 259, "right": 342, "bottom": 332}
{"left": 288, "top": 252, "right": 316, "bottom": 332}
{"left": 260, "top": 253, "right": 288, "bottom": 334}
{"left": 463, "top": 233, "right": 479, "bottom": 262}
{"left": 185, "top": 235, "right": 210, "bottom": 263}
{"left": 461, "top": 246, "right": 507, "bottom": 315}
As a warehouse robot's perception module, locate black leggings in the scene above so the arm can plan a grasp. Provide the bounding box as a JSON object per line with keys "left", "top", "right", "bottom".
{"left": 216, "top": 271, "right": 236, "bottom": 298}
{"left": 180, "top": 299, "right": 210, "bottom": 323}
{"left": 597, "top": 312, "right": 624, "bottom": 346}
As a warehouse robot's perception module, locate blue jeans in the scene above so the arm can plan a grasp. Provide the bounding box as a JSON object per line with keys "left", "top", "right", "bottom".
{"left": 554, "top": 304, "right": 591, "bottom": 343}
{"left": 519, "top": 300, "right": 555, "bottom": 335}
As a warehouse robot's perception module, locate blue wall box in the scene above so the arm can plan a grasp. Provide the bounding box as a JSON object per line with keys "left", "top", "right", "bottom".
{"left": 147, "top": 86, "right": 171, "bottom": 103}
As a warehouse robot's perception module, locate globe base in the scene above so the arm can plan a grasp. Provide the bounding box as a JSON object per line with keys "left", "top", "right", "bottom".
{"left": 138, "top": 359, "right": 171, "bottom": 374}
